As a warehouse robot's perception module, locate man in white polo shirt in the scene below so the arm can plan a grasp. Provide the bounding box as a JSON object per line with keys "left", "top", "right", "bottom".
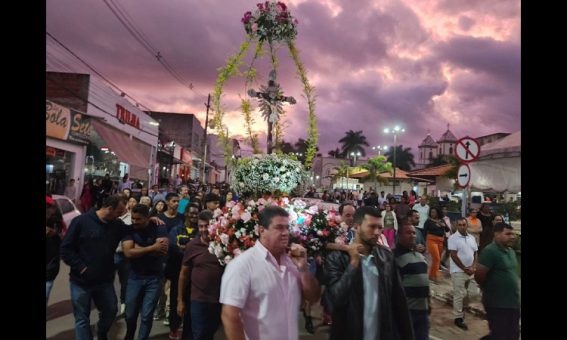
{"left": 448, "top": 217, "right": 478, "bottom": 331}
{"left": 219, "top": 206, "right": 321, "bottom": 340}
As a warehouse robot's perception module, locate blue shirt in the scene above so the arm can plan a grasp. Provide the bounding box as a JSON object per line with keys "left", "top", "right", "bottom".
{"left": 178, "top": 198, "right": 189, "bottom": 214}
{"left": 360, "top": 253, "right": 379, "bottom": 340}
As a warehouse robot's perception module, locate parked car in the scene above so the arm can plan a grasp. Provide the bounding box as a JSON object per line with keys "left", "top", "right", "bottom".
{"left": 52, "top": 194, "right": 82, "bottom": 236}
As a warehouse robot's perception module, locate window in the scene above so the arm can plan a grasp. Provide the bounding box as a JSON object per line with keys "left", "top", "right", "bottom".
{"left": 57, "top": 198, "right": 74, "bottom": 214}
{"left": 429, "top": 151, "right": 433, "bottom": 160}
{"left": 449, "top": 146, "right": 453, "bottom": 154}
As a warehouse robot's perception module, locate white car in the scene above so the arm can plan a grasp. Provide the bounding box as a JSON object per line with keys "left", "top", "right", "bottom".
{"left": 52, "top": 194, "right": 82, "bottom": 235}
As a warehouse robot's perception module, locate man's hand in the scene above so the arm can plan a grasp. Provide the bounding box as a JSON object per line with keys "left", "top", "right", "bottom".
{"left": 464, "top": 267, "right": 475, "bottom": 276}
{"left": 177, "top": 300, "right": 186, "bottom": 317}
{"left": 346, "top": 243, "right": 364, "bottom": 267}
{"left": 150, "top": 216, "right": 165, "bottom": 225}
{"left": 415, "top": 244, "right": 426, "bottom": 253}
{"left": 153, "top": 239, "right": 168, "bottom": 256}
{"left": 46, "top": 226, "right": 57, "bottom": 237}
{"left": 289, "top": 243, "right": 308, "bottom": 272}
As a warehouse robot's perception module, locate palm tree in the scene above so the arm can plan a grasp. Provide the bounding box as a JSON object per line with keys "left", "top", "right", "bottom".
{"left": 328, "top": 147, "right": 342, "bottom": 158}
{"left": 384, "top": 145, "right": 416, "bottom": 171}
{"left": 361, "top": 156, "right": 393, "bottom": 192}
{"left": 338, "top": 130, "right": 369, "bottom": 157}
{"left": 332, "top": 161, "right": 352, "bottom": 188}
{"left": 279, "top": 140, "right": 296, "bottom": 154}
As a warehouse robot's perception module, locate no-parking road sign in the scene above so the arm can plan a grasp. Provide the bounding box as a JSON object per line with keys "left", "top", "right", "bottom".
{"left": 457, "top": 164, "right": 471, "bottom": 188}
{"left": 455, "top": 137, "right": 481, "bottom": 163}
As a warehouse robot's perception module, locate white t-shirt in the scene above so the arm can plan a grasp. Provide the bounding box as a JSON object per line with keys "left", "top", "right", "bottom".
{"left": 448, "top": 232, "right": 478, "bottom": 274}
{"left": 220, "top": 241, "right": 302, "bottom": 340}
{"left": 413, "top": 203, "right": 429, "bottom": 230}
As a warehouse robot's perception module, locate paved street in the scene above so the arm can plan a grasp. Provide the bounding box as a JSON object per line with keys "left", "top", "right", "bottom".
{"left": 47, "top": 260, "right": 492, "bottom": 339}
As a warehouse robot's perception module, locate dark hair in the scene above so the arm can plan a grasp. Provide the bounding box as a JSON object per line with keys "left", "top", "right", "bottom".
{"left": 102, "top": 194, "right": 127, "bottom": 209}
{"left": 205, "top": 193, "right": 220, "bottom": 203}
{"left": 456, "top": 217, "right": 468, "bottom": 225}
{"left": 131, "top": 204, "right": 150, "bottom": 217}
{"left": 493, "top": 222, "right": 513, "bottom": 233}
{"left": 353, "top": 206, "right": 381, "bottom": 226}
{"left": 339, "top": 202, "right": 356, "bottom": 215}
{"left": 185, "top": 202, "right": 201, "bottom": 214}
{"left": 165, "top": 192, "right": 179, "bottom": 201}
{"left": 259, "top": 206, "right": 289, "bottom": 228}
{"left": 198, "top": 210, "right": 213, "bottom": 222}
{"left": 429, "top": 206, "right": 443, "bottom": 218}
{"left": 407, "top": 209, "right": 419, "bottom": 218}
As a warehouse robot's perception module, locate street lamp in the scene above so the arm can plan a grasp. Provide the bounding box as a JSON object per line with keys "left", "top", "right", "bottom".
{"left": 383, "top": 125, "right": 405, "bottom": 196}
{"left": 349, "top": 151, "right": 361, "bottom": 167}
{"left": 372, "top": 145, "right": 389, "bottom": 155}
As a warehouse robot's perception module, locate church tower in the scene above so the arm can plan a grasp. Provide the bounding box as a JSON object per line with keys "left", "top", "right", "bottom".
{"left": 437, "top": 124, "right": 458, "bottom": 157}
{"left": 417, "top": 130, "right": 439, "bottom": 167}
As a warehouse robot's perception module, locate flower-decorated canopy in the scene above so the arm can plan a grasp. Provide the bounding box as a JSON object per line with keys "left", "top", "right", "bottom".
{"left": 212, "top": 1, "right": 319, "bottom": 169}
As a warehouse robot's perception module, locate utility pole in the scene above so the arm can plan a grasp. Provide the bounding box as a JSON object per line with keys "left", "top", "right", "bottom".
{"left": 201, "top": 94, "right": 211, "bottom": 184}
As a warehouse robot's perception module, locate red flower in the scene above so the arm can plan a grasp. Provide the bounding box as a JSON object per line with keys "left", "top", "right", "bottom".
{"left": 277, "top": 2, "right": 287, "bottom": 12}
{"left": 241, "top": 11, "right": 252, "bottom": 24}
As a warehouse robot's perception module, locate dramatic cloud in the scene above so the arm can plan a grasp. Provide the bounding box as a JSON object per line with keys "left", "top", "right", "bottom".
{"left": 46, "top": 0, "right": 520, "bottom": 159}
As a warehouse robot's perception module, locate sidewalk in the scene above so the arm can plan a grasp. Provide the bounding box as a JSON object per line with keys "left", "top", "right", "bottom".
{"left": 429, "top": 269, "right": 486, "bottom": 318}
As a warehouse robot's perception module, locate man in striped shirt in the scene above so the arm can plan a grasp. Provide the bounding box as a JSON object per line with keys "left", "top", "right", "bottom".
{"left": 394, "top": 222, "right": 431, "bottom": 340}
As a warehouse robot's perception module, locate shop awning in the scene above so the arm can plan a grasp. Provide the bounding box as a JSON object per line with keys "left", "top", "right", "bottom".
{"left": 92, "top": 119, "right": 152, "bottom": 177}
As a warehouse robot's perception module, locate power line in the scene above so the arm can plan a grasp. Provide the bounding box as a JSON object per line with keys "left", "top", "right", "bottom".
{"left": 46, "top": 31, "right": 155, "bottom": 113}
{"left": 102, "top": 0, "right": 206, "bottom": 98}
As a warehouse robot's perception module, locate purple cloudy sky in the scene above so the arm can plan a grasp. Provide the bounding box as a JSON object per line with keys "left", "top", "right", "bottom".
{"left": 46, "top": 0, "right": 520, "bottom": 158}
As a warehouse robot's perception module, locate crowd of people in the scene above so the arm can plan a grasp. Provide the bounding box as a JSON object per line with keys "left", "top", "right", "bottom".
{"left": 46, "top": 181, "right": 520, "bottom": 340}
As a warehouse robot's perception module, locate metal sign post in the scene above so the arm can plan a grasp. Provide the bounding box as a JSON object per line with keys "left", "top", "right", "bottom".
{"left": 462, "top": 187, "right": 468, "bottom": 218}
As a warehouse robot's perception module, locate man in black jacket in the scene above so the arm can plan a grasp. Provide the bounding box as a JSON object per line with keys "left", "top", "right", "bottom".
{"left": 326, "top": 206, "right": 414, "bottom": 340}
{"left": 60, "top": 195, "right": 129, "bottom": 340}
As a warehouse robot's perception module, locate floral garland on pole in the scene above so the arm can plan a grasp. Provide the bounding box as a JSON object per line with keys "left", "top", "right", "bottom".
{"left": 288, "top": 41, "right": 318, "bottom": 170}
{"left": 212, "top": 38, "right": 252, "bottom": 164}
{"left": 213, "top": 1, "right": 318, "bottom": 163}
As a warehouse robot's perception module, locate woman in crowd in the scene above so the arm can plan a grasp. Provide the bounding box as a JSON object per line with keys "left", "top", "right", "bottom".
{"left": 380, "top": 203, "right": 398, "bottom": 248}
{"left": 467, "top": 208, "right": 483, "bottom": 246}
{"left": 424, "top": 207, "right": 450, "bottom": 282}
{"left": 150, "top": 199, "right": 167, "bottom": 217}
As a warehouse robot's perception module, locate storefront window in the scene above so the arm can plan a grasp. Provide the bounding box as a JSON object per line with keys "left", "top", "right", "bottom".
{"left": 46, "top": 146, "right": 73, "bottom": 195}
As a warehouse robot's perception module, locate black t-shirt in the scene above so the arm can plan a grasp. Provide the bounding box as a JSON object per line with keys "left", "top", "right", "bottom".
{"left": 157, "top": 212, "right": 184, "bottom": 233}
{"left": 122, "top": 222, "right": 168, "bottom": 277}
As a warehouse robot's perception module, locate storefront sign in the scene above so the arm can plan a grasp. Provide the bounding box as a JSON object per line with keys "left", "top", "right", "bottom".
{"left": 46, "top": 100, "right": 71, "bottom": 141}
{"left": 181, "top": 148, "right": 193, "bottom": 168}
{"left": 68, "top": 111, "right": 92, "bottom": 144}
{"left": 46, "top": 100, "right": 92, "bottom": 144}
{"left": 116, "top": 104, "right": 140, "bottom": 129}
{"left": 173, "top": 145, "right": 182, "bottom": 160}
{"left": 46, "top": 146, "right": 65, "bottom": 157}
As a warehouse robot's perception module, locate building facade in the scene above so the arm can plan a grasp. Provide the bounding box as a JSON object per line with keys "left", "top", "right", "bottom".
{"left": 46, "top": 72, "right": 159, "bottom": 198}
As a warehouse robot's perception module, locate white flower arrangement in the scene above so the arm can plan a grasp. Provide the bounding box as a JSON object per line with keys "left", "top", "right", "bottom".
{"left": 231, "top": 153, "right": 308, "bottom": 196}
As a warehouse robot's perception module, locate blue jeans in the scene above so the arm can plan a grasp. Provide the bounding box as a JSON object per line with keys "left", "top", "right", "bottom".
{"left": 46, "top": 280, "right": 54, "bottom": 307}
{"left": 124, "top": 276, "right": 163, "bottom": 340}
{"left": 190, "top": 301, "right": 221, "bottom": 340}
{"left": 409, "top": 309, "right": 430, "bottom": 340}
{"left": 114, "top": 253, "right": 130, "bottom": 304}
{"left": 70, "top": 281, "right": 117, "bottom": 340}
